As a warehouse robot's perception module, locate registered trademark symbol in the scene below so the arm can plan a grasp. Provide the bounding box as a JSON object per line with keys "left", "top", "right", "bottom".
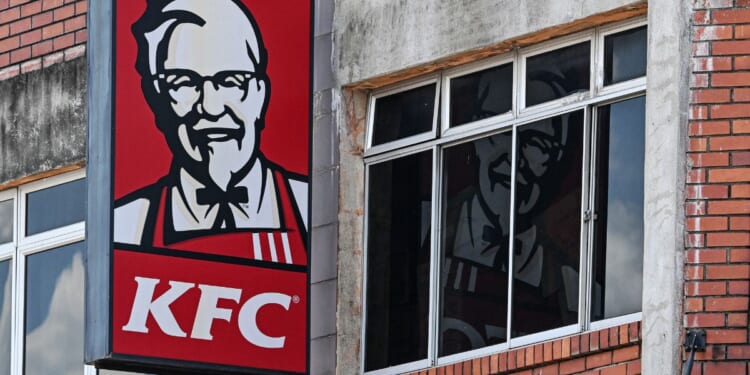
{"left": 292, "top": 295, "right": 300, "bottom": 304}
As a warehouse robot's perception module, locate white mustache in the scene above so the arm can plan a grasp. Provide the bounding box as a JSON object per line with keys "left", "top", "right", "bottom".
{"left": 192, "top": 115, "right": 241, "bottom": 131}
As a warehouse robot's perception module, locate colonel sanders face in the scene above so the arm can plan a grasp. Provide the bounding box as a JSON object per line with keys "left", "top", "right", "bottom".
{"left": 136, "top": 0, "right": 270, "bottom": 191}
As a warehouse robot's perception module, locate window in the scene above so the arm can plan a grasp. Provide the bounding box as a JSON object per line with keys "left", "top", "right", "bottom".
{"left": 0, "top": 170, "right": 97, "bottom": 375}
{"left": 362, "top": 19, "right": 647, "bottom": 374}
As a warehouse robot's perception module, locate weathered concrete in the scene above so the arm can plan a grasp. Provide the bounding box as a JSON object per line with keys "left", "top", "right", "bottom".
{"left": 334, "top": 0, "right": 643, "bottom": 85}
{"left": 0, "top": 57, "right": 87, "bottom": 185}
{"left": 641, "top": 0, "right": 690, "bottom": 374}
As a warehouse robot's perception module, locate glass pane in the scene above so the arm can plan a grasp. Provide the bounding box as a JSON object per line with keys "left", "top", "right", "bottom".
{"left": 0, "top": 200, "right": 12, "bottom": 244}
{"left": 372, "top": 84, "right": 436, "bottom": 146}
{"left": 25, "top": 241, "right": 85, "bottom": 375}
{"left": 525, "top": 42, "right": 591, "bottom": 107}
{"left": 591, "top": 96, "right": 645, "bottom": 321}
{"left": 0, "top": 260, "right": 10, "bottom": 375}
{"left": 604, "top": 26, "right": 647, "bottom": 85}
{"left": 450, "top": 63, "right": 513, "bottom": 127}
{"left": 440, "top": 131, "right": 512, "bottom": 356}
{"left": 511, "top": 110, "right": 584, "bottom": 338}
{"left": 365, "top": 151, "right": 432, "bottom": 371}
{"left": 26, "top": 178, "right": 86, "bottom": 236}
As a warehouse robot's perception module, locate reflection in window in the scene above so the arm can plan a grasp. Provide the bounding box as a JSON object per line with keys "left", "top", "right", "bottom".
{"left": 365, "top": 151, "right": 432, "bottom": 371}
{"left": 604, "top": 26, "right": 647, "bottom": 85}
{"left": 591, "top": 96, "right": 645, "bottom": 321}
{"left": 0, "top": 261, "right": 10, "bottom": 375}
{"left": 512, "top": 110, "right": 584, "bottom": 338}
{"left": 26, "top": 178, "right": 86, "bottom": 236}
{"left": 372, "top": 84, "right": 436, "bottom": 146}
{"left": 526, "top": 42, "right": 591, "bottom": 107}
{"left": 440, "top": 132, "right": 512, "bottom": 355}
{"left": 449, "top": 63, "right": 513, "bottom": 127}
{"left": 25, "top": 241, "right": 85, "bottom": 375}
{"left": 0, "top": 200, "right": 12, "bottom": 245}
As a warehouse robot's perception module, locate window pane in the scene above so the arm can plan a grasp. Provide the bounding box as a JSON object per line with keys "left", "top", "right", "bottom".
{"left": 365, "top": 151, "right": 432, "bottom": 371}
{"left": 525, "top": 42, "right": 591, "bottom": 107}
{"left": 26, "top": 178, "right": 86, "bottom": 236}
{"left": 591, "top": 96, "right": 645, "bottom": 321}
{"left": 372, "top": 84, "right": 436, "bottom": 146}
{"left": 0, "top": 200, "right": 12, "bottom": 245}
{"left": 604, "top": 26, "right": 647, "bottom": 86}
{"left": 511, "top": 110, "right": 584, "bottom": 338}
{"left": 25, "top": 241, "right": 85, "bottom": 375}
{"left": 450, "top": 63, "right": 513, "bottom": 127}
{"left": 0, "top": 260, "right": 10, "bottom": 375}
{"left": 440, "top": 131, "right": 512, "bottom": 355}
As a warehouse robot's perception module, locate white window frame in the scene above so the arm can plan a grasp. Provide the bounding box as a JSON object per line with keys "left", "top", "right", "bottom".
{"left": 361, "top": 18, "right": 647, "bottom": 375}
{"left": 0, "top": 169, "right": 94, "bottom": 375}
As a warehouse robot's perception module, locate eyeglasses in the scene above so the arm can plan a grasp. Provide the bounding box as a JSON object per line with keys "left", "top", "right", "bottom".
{"left": 154, "top": 69, "right": 264, "bottom": 105}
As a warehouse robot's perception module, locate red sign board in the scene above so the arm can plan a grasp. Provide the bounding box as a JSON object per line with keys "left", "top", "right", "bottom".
{"left": 102, "top": 1, "right": 311, "bottom": 373}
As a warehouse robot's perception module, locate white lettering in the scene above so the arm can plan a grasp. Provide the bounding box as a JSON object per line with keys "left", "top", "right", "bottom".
{"left": 238, "top": 293, "right": 291, "bottom": 349}
{"left": 190, "top": 285, "right": 242, "bottom": 340}
{"left": 122, "top": 277, "right": 194, "bottom": 337}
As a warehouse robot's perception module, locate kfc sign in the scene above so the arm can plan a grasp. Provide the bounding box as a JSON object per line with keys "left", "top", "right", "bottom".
{"left": 86, "top": 0, "right": 311, "bottom": 373}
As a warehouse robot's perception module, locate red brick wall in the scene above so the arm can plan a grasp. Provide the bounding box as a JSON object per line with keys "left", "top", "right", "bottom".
{"left": 405, "top": 323, "right": 641, "bottom": 375}
{"left": 687, "top": 1, "right": 750, "bottom": 374}
{"left": 0, "top": 0, "right": 86, "bottom": 80}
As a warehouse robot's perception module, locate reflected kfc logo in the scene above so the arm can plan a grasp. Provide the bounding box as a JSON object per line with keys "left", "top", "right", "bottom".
{"left": 122, "top": 276, "right": 298, "bottom": 349}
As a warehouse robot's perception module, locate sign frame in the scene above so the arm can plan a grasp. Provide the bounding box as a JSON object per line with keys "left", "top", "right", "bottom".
{"left": 86, "top": 1, "right": 313, "bottom": 373}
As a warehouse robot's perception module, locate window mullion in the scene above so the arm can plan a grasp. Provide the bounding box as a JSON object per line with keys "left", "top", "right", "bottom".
{"left": 429, "top": 145, "right": 441, "bottom": 365}
{"left": 579, "top": 106, "right": 597, "bottom": 333}
{"left": 505, "top": 126, "right": 519, "bottom": 346}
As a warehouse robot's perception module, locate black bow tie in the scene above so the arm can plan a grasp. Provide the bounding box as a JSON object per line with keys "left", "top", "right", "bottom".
{"left": 195, "top": 185, "right": 249, "bottom": 230}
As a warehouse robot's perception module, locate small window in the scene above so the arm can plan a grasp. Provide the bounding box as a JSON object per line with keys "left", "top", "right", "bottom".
{"left": 26, "top": 178, "right": 86, "bottom": 236}
{"left": 449, "top": 63, "right": 513, "bottom": 128}
{"left": 525, "top": 42, "right": 591, "bottom": 107}
{"left": 0, "top": 200, "right": 12, "bottom": 245}
{"left": 603, "top": 26, "right": 647, "bottom": 86}
{"left": 371, "top": 83, "right": 438, "bottom": 147}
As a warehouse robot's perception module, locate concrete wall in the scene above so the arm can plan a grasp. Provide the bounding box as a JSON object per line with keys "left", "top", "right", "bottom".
{"left": 0, "top": 57, "right": 87, "bottom": 185}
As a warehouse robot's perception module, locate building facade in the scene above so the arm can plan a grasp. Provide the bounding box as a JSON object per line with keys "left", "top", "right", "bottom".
{"left": 0, "top": 0, "right": 747, "bottom": 374}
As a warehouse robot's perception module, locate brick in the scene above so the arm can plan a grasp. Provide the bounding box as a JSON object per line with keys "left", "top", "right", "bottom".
{"left": 20, "top": 1, "right": 40, "bottom": 17}
{"left": 0, "top": 52, "right": 8, "bottom": 67}
{"left": 733, "top": 184, "right": 750, "bottom": 197}
{"left": 31, "top": 10, "right": 53, "bottom": 28}
{"left": 0, "top": 6, "right": 19, "bottom": 23}
{"left": 689, "top": 152, "right": 730, "bottom": 166}
{"left": 570, "top": 336, "right": 580, "bottom": 356}
{"left": 686, "top": 249, "right": 727, "bottom": 263}
{"left": 612, "top": 346, "right": 639, "bottom": 362}
{"left": 693, "top": 0, "right": 733, "bottom": 8}
{"left": 707, "top": 232, "right": 750, "bottom": 246}
{"left": 706, "top": 296, "right": 749, "bottom": 311}
{"left": 516, "top": 349, "right": 524, "bottom": 368}
{"left": 728, "top": 313, "right": 748, "bottom": 327}
{"left": 0, "top": 64, "right": 19, "bottom": 80}
{"left": 708, "top": 169, "right": 750, "bottom": 183}
{"left": 685, "top": 312, "right": 726, "bottom": 327}
{"left": 41, "top": 50, "right": 62, "bottom": 67}
{"left": 706, "top": 264, "right": 750, "bottom": 280}
{"left": 559, "top": 358, "right": 585, "bottom": 375}
{"left": 31, "top": 39, "right": 52, "bottom": 57}
{"left": 707, "top": 329, "right": 747, "bottom": 343}
{"left": 581, "top": 332, "right": 590, "bottom": 353}
{"left": 687, "top": 217, "right": 729, "bottom": 231}
{"left": 42, "top": 0, "right": 63, "bottom": 11}
{"left": 693, "top": 89, "right": 732, "bottom": 104}
{"left": 609, "top": 327, "right": 618, "bottom": 348}
{"left": 525, "top": 346, "right": 534, "bottom": 366}
{"left": 543, "top": 342, "right": 553, "bottom": 362}
{"left": 738, "top": 25, "right": 750, "bottom": 40}
{"left": 691, "top": 105, "right": 708, "bottom": 120}
{"left": 626, "top": 361, "right": 641, "bottom": 375}
{"left": 561, "top": 338, "right": 570, "bottom": 359}
{"left": 689, "top": 137, "right": 708, "bottom": 152}
{"left": 709, "top": 136, "right": 750, "bottom": 151}
{"left": 685, "top": 265, "right": 705, "bottom": 280}
{"left": 712, "top": 9, "right": 750, "bottom": 24}
{"left": 9, "top": 46, "right": 29, "bottom": 63}
{"left": 713, "top": 72, "right": 750, "bottom": 87}
{"left": 693, "top": 42, "right": 711, "bottom": 57}
{"left": 711, "top": 104, "right": 750, "bottom": 118}
{"left": 535, "top": 364, "right": 559, "bottom": 375}
{"left": 534, "top": 344, "right": 543, "bottom": 364}
{"left": 74, "top": 28, "right": 85, "bottom": 43}
{"left": 709, "top": 199, "right": 750, "bottom": 213}
{"left": 75, "top": 0, "right": 85, "bottom": 15}
{"left": 734, "top": 88, "right": 750, "bottom": 103}
{"left": 473, "top": 358, "right": 481, "bottom": 375}
{"left": 8, "top": 0, "right": 28, "bottom": 6}
{"left": 63, "top": 43, "right": 83, "bottom": 60}
{"left": 600, "top": 365, "right": 626, "bottom": 375}
{"left": 63, "top": 13, "right": 84, "bottom": 32}
{"left": 9, "top": 17, "right": 30, "bottom": 35}
{"left": 629, "top": 323, "right": 639, "bottom": 342}
{"left": 499, "top": 352, "right": 508, "bottom": 373}
{"left": 686, "top": 233, "right": 705, "bottom": 248}
{"left": 490, "top": 354, "right": 498, "bottom": 374}
{"left": 732, "top": 118, "right": 750, "bottom": 133}
{"left": 463, "top": 360, "right": 471, "bottom": 375}
{"left": 729, "top": 280, "right": 750, "bottom": 294}
{"left": 685, "top": 281, "right": 728, "bottom": 296}
{"left": 736, "top": 56, "right": 750, "bottom": 70}
{"left": 727, "top": 345, "right": 750, "bottom": 359}
{"left": 586, "top": 352, "right": 611, "bottom": 369}
{"left": 687, "top": 168, "right": 707, "bottom": 184}
{"left": 703, "top": 362, "right": 747, "bottom": 374}
{"left": 691, "top": 73, "right": 709, "bottom": 88}
{"left": 19, "top": 28, "right": 40, "bottom": 46}
{"left": 508, "top": 349, "right": 517, "bottom": 370}
{"left": 52, "top": 33, "right": 73, "bottom": 50}
{"left": 0, "top": 24, "right": 8, "bottom": 39}
{"left": 52, "top": 3, "right": 73, "bottom": 20}
{"left": 41, "top": 22, "right": 63, "bottom": 39}
{"left": 730, "top": 216, "right": 750, "bottom": 230}
{"left": 19, "top": 56, "right": 39, "bottom": 73}
{"left": 599, "top": 329, "right": 609, "bottom": 350}
{"left": 730, "top": 248, "right": 750, "bottom": 262}
{"left": 690, "top": 121, "right": 731, "bottom": 136}
{"left": 733, "top": 151, "right": 750, "bottom": 166}
{"left": 694, "top": 25, "right": 733, "bottom": 41}
{"left": 619, "top": 326, "right": 628, "bottom": 345}
{"left": 590, "top": 331, "right": 599, "bottom": 351}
